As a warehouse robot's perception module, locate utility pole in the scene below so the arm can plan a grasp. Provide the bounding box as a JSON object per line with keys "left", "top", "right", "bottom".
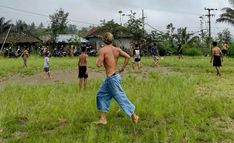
{"left": 142, "top": 9, "right": 145, "bottom": 37}
{"left": 204, "top": 8, "right": 217, "bottom": 51}
{"left": 0, "top": 24, "right": 12, "bottom": 54}
{"left": 141, "top": 9, "right": 146, "bottom": 52}
{"left": 199, "top": 16, "right": 204, "bottom": 39}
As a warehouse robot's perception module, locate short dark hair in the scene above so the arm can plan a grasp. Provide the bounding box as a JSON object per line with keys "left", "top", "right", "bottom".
{"left": 81, "top": 46, "right": 86, "bottom": 52}
{"left": 212, "top": 41, "right": 217, "bottom": 46}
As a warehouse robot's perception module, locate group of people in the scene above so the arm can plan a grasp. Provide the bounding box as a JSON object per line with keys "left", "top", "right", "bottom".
{"left": 176, "top": 41, "right": 228, "bottom": 77}
{"left": 210, "top": 41, "right": 229, "bottom": 77}
{"left": 19, "top": 32, "right": 229, "bottom": 125}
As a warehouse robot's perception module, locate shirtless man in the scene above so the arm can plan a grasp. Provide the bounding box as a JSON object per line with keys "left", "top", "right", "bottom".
{"left": 95, "top": 32, "right": 139, "bottom": 125}
{"left": 78, "top": 46, "right": 88, "bottom": 89}
{"left": 210, "top": 41, "right": 223, "bottom": 76}
{"left": 221, "top": 41, "right": 229, "bottom": 56}
{"left": 21, "top": 47, "right": 29, "bottom": 67}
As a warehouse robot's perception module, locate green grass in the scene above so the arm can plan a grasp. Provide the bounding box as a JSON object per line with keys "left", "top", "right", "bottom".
{"left": 0, "top": 56, "right": 234, "bottom": 143}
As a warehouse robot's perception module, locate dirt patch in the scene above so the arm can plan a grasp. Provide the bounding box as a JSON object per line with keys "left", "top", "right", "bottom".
{"left": 0, "top": 68, "right": 105, "bottom": 87}
{"left": 0, "top": 66, "right": 172, "bottom": 88}
{"left": 211, "top": 117, "right": 234, "bottom": 133}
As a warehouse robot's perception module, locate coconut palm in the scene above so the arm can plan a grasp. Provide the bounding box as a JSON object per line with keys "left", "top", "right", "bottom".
{"left": 0, "top": 17, "right": 12, "bottom": 33}
{"left": 216, "top": 0, "right": 234, "bottom": 25}
{"left": 173, "top": 27, "right": 197, "bottom": 45}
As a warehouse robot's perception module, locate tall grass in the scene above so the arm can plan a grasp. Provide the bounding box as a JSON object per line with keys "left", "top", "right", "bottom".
{"left": 0, "top": 56, "right": 234, "bottom": 142}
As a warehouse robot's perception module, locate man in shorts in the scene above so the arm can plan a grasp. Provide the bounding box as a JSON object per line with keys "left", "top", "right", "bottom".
{"left": 21, "top": 47, "right": 29, "bottom": 67}
{"left": 151, "top": 43, "right": 160, "bottom": 66}
{"left": 177, "top": 43, "right": 183, "bottom": 60}
{"left": 95, "top": 32, "right": 139, "bottom": 125}
{"left": 133, "top": 44, "right": 141, "bottom": 70}
{"left": 210, "top": 41, "right": 223, "bottom": 77}
{"left": 221, "top": 41, "right": 229, "bottom": 56}
{"left": 78, "top": 46, "right": 88, "bottom": 89}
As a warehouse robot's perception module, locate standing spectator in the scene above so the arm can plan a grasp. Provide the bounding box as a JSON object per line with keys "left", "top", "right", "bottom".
{"left": 151, "top": 43, "right": 160, "bottom": 66}
{"left": 21, "top": 47, "right": 29, "bottom": 68}
{"left": 177, "top": 43, "right": 183, "bottom": 60}
{"left": 43, "top": 52, "right": 51, "bottom": 79}
{"left": 210, "top": 41, "right": 223, "bottom": 77}
{"left": 221, "top": 41, "right": 229, "bottom": 56}
{"left": 78, "top": 46, "right": 88, "bottom": 89}
{"left": 133, "top": 44, "right": 141, "bottom": 70}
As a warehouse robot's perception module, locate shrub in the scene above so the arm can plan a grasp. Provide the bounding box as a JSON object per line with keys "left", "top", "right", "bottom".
{"left": 184, "top": 48, "right": 203, "bottom": 56}
{"left": 227, "top": 43, "right": 234, "bottom": 57}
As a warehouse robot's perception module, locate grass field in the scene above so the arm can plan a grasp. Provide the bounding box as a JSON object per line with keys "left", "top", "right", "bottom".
{"left": 0, "top": 56, "right": 234, "bottom": 143}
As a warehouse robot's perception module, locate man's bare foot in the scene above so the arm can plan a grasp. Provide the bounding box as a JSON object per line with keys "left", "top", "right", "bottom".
{"left": 131, "top": 114, "right": 139, "bottom": 124}
{"left": 94, "top": 119, "right": 107, "bottom": 125}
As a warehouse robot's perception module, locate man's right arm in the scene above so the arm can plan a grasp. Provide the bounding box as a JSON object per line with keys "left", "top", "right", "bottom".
{"left": 210, "top": 49, "right": 214, "bottom": 63}
{"left": 119, "top": 49, "right": 130, "bottom": 73}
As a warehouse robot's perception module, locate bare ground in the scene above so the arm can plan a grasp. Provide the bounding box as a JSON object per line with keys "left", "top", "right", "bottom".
{"left": 0, "top": 65, "right": 172, "bottom": 88}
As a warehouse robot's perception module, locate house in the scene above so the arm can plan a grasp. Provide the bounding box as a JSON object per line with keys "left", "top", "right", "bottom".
{"left": 85, "top": 27, "right": 133, "bottom": 50}
{"left": 0, "top": 32, "right": 42, "bottom": 48}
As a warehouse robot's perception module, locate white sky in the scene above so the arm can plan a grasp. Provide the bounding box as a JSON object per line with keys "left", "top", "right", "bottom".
{"left": 0, "top": 0, "right": 233, "bottom": 36}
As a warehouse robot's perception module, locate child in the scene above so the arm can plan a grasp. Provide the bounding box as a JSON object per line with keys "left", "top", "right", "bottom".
{"left": 78, "top": 46, "right": 88, "bottom": 89}
{"left": 43, "top": 52, "right": 51, "bottom": 79}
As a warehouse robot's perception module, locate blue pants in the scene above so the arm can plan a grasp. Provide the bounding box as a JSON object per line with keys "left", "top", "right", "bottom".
{"left": 96, "top": 73, "right": 135, "bottom": 117}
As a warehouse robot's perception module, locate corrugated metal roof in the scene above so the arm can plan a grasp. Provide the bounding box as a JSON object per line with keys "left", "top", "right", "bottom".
{"left": 56, "top": 34, "right": 88, "bottom": 43}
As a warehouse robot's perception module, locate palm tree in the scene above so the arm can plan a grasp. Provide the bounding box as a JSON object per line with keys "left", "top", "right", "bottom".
{"left": 216, "top": 0, "right": 234, "bottom": 25}
{"left": 0, "top": 17, "right": 12, "bottom": 33}
{"left": 173, "top": 27, "right": 198, "bottom": 46}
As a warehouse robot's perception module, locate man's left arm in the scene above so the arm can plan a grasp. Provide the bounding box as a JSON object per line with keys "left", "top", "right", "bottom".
{"left": 96, "top": 49, "right": 104, "bottom": 68}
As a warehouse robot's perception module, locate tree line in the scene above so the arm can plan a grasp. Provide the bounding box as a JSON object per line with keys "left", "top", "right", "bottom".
{"left": 1, "top": 0, "right": 234, "bottom": 57}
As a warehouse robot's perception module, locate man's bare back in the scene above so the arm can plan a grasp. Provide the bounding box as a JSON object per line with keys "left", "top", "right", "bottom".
{"left": 96, "top": 45, "right": 130, "bottom": 76}
{"left": 78, "top": 53, "right": 88, "bottom": 66}
{"left": 212, "top": 47, "right": 222, "bottom": 56}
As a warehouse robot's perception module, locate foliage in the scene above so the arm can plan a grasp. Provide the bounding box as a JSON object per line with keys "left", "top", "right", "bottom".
{"left": 216, "top": 28, "right": 232, "bottom": 44}
{"left": 227, "top": 42, "right": 234, "bottom": 57}
{"left": 216, "top": 0, "right": 234, "bottom": 25}
{"left": 78, "top": 27, "right": 90, "bottom": 37}
{"left": 65, "top": 24, "right": 78, "bottom": 34}
{"left": 183, "top": 47, "right": 203, "bottom": 56}
{"left": 49, "top": 8, "right": 69, "bottom": 40}
{"left": 125, "top": 11, "right": 145, "bottom": 42}
{"left": 0, "top": 17, "right": 12, "bottom": 33}
{"left": 97, "top": 20, "right": 126, "bottom": 38}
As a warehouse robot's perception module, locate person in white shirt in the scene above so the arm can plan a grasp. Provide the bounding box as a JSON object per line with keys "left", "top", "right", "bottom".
{"left": 133, "top": 44, "right": 141, "bottom": 70}
{"left": 43, "top": 53, "right": 51, "bottom": 79}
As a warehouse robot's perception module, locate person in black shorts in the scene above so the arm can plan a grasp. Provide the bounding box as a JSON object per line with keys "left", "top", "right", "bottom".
{"left": 210, "top": 41, "right": 223, "bottom": 76}
{"left": 133, "top": 44, "right": 141, "bottom": 70}
{"left": 78, "top": 46, "right": 88, "bottom": 89}
{"left": 221, "top": 41, "right": 229, "bottom": 56}
{"left": 177, "top": 43, "right": 183, "bottom": 60}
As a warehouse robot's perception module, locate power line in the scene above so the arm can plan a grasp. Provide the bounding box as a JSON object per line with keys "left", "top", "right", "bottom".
{"left": 0, "top": 4, "right": 96, "bottom": 25}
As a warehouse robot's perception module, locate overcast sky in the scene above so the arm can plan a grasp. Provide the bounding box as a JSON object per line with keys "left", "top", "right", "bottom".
{"left": 0, "top": 0, "right": 233, "bottom": 36}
